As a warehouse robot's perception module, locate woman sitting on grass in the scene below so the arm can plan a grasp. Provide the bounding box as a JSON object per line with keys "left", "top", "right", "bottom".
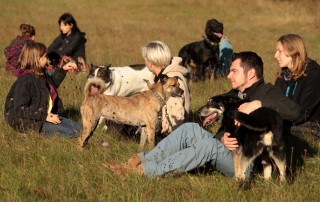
{"left": 4, "top": 42, "right": 82, "bottom": 138}
{"left": 274, "top": 34, "right": 320, "bottom": 138}
{"left": 48, "top": 13, "right": 87, "bottom": 72}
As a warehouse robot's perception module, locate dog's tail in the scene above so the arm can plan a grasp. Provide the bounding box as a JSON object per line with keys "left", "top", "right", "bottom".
{"left": 235, "top": 111, "right": 269, "bottom": 132}
{"left": 84, "top": 77, "right": 107, "bottom": 99}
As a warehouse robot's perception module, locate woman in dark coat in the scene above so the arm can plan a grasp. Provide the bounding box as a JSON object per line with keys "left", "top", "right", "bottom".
{"left": 4, "top": 42, "right": 82, "bottom": 137}
{"left": 48, "top": 13, "right": 87, "bottom": 68}
{"left": 274, "top": 34, "right": 320, "bottom": 137}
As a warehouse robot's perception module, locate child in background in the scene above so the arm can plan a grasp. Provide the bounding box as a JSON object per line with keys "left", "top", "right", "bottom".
{"left": 4, "top": 23, "right": 35, "bottom": 76}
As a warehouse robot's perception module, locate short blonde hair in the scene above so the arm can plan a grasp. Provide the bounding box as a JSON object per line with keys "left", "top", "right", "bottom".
{"left": 141, "top": 41, "right": 171, "bottom": 68}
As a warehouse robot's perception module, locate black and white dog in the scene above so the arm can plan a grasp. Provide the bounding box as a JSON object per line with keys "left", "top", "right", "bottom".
{"left": 197, "top": 94, "right": 286, "bottom": 185}
{"left": 178, "top": 18, "right": 224, "bottom": 82}
{"left": 88, "top": 64, "right": 153, "bottom": 128}
{"left": 88, "top": 64, "right": 152, "bottom": 97}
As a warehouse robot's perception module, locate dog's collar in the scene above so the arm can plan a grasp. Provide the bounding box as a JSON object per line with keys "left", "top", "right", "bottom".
{"left": 202, "top": 35, "right": 218, "bottom": 46}
{"left": 150, "top": 87, "right": 167, "bottom": 106}
{"left": 148, "top": 84, "right": 173, "bottom": 128}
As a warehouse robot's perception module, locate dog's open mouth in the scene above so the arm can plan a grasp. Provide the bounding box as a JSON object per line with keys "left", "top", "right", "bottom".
{"left": 202, "top": 112, "right": 219, "bottom": 126}
{"left": 90, "top": 84, "right": 100, "bottom": 95}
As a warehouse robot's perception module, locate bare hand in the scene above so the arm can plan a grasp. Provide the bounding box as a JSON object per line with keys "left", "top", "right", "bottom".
{"left": 234, "top": 100, "right": 261, "bottom": 126}
{"left": 46, "top": 113, "right": 61, "bottom": 124}
{"left": 238, "top": 100, "right": 261, "bottom": 114}
{"left": 221, "top": 132, "right": 239, "bottom": 151}
{"left": 62, "top": 61, "right": 77, "bottom": 71}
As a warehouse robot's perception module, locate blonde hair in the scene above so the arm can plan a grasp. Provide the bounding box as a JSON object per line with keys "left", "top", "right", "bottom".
{"left": 20, "top": 23, "right": 36, "bottom": 38}
{"left": 141, "top": 41, "right": 171, "bottom": 68}
{"left": 19, "top": 42, "right": 47, "bottom": 76}
{"left": 278, "top": 34, "right": 308, "bottom": 80}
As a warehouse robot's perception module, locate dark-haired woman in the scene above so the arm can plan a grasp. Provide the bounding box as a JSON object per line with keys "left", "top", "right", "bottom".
{"left": 48, "top": 13, "right": 87, "bottom": 69}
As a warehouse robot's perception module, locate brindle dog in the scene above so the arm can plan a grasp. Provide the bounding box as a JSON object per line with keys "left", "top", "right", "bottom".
{"left": 78, "top": 74, "right": 184, "bottom": 148}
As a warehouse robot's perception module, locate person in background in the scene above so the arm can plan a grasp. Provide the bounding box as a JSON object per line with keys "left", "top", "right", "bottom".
{"left": 48, "top": 13, "right": 87, "bottom": 72}
{"left": 274, "top": 34, "right": 320, "bottom": 138}
{"left": 4, "top": 23, "right": 36, "bottom": 76}
{"left": 4, "top": 42, "right": 82, "bottom": 138}
{"left": 141, "top": 41, "right": 190, "bottom": 134}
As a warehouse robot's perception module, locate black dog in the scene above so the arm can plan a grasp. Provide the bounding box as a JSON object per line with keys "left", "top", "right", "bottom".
{"left": 47, "top": 51, "right": 74, "bottom": 69}
{"left": 178, "top": 18, "right": 223, "bottom": 82}
{"left": 197, "top": 94, "right": 286, "bottom": 186}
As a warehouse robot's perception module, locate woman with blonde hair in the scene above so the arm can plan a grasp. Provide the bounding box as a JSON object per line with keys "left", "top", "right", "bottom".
{"left": 141, "top": 40, "right": 190, "bottom": 134}
{"left": 4, "top": 23, "right": 36, "bottom": 75}
{"left": 4, "top": 42, "right": 82, "bottom": 137}
{"left": 274, "top": 34, "right": 320, "bottom": 137}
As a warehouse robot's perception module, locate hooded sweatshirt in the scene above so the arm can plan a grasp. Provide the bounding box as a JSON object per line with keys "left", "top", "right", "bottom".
{"left": 275, "top": 60, "right": 320, "bottom": 125}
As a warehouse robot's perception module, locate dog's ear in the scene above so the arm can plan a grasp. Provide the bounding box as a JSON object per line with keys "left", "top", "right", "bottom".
{"left": 158, "top": 74, "right": 169, "bottom": 83}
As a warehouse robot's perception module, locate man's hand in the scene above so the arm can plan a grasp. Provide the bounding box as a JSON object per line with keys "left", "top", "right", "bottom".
{"left": 221, "top": 132, "right": 239, "bottom": 151}
{"left": 235, "top": 100, "right": 262, "bottom": 126}
{"left": 238, "top": 100, "right": 261, "bottom": 114}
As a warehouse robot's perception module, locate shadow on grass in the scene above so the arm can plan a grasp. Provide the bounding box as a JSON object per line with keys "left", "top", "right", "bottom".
{"left": 61, "top": 107, "right": 81, "bottom": 121}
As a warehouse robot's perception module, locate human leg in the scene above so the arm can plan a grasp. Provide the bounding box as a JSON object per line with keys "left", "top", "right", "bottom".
{"left": 139, "top": 122, "right": 217, "bottom": 163}
{"left": 41, "top": 116, "right": 82, "bottom": 138}
{"left": 139, "top": 123, "right": 234, "bottom": 178}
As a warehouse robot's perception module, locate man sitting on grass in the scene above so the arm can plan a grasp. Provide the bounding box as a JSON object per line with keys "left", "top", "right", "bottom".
{"left": 104, "top": 51, "right": 299, "bottom": 179}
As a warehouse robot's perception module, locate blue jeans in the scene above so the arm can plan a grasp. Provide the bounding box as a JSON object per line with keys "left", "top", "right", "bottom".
{"left": 41, "top": 116, "right": 82, "bottom": 138}
{"left": 138, "top": 123, "right": 235, "bottom": 178}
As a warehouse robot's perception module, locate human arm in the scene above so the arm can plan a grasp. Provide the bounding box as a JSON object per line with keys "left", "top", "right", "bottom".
{"left": 46, "top": 61, "right": 77, "bottom": 88}
{"left": 48, "top": 36, "right": 63, "bottom": 55}
{"left": 257, "top": 84, "right": 300, "bottom": 121}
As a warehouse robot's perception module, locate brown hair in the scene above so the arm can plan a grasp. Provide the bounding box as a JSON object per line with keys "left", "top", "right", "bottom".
{"left": 20, "top": 23, "right": 36, "bottom": 38}
{"left": 19, "top": 42, "right": 47, "bottom": 76}
{"left": 277, "top": 34, "right": 308, "bottom": 80}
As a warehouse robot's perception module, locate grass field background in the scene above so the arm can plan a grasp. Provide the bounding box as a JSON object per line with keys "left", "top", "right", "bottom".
{"left": 0, "top": 0, "right": 320, "bottom": 201}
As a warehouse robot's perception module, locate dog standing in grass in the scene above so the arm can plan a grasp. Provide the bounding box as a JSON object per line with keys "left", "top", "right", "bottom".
{"left": 179, "top": 18, "right": 233, "bottom": 81}
{"left": 78, "top": 74, "right": 184, "bottom": 148}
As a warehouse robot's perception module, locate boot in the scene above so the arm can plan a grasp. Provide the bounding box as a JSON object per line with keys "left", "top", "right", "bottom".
{"left": 103, "top": 154, "right": 142, "bottom": 175}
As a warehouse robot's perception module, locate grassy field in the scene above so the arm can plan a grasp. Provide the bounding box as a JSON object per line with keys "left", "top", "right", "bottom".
{"left": 1, "top": 0, "right": 320, "bottom": 201}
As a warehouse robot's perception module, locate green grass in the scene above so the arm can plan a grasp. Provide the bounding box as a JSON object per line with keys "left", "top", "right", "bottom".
{"left": 1, "top": 0, "right": 320, "bottom": 201}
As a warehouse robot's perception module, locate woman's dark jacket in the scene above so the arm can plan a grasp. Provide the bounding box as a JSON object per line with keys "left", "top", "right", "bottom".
{"left": 48, "top": 31, "right": 86, "bottom": 62}
{"left": 4, "top": 68, "right": 67, "bottom": 133}
{"left": 275, "top": 60, "right": 320, "bottom": 125}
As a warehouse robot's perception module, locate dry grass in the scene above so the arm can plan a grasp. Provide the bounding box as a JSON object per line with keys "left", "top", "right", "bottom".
{"left": 1, "top": 0, "right": 320, "bottom": 201}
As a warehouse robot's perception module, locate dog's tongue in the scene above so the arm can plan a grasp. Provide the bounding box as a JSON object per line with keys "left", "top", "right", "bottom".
{"left": 203, "top": 113, "right": 217, "bottom": 126}
{"left": 215, "top": 33, "right": 223, "bottom": 38}
{"left": 91, "top": 86, "right": 99, "bottom": 95}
